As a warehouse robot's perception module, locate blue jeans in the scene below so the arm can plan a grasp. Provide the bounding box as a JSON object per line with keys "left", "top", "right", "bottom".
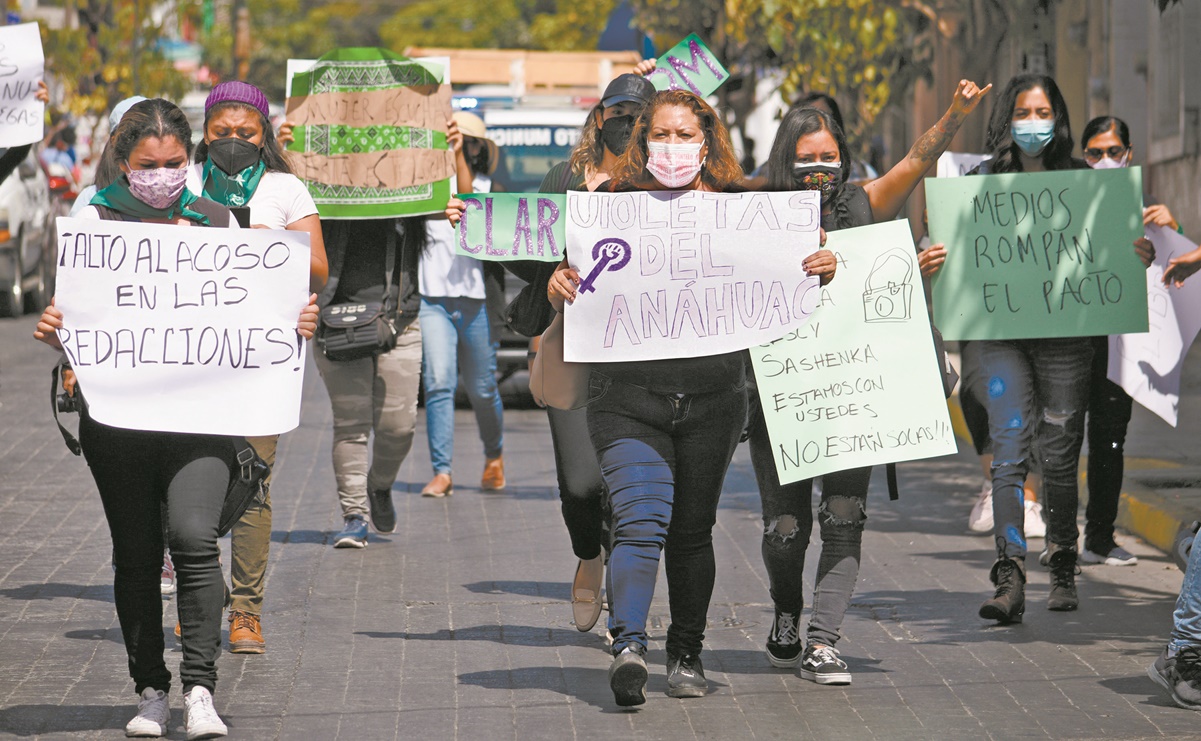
{"left": 1171, "top": 527, "right": 1201, "bottom": 651}
{"left": 587, "top": 371, "right": 746, "bottom": 658}
{"left": 419, "top": 296, "right": 504, "bottom": 475}
{"left": 978, "top": 338, "right": 1093, "bottom": 559}
{"left": 746, "top": 391, "right": 870, "bottom": 648}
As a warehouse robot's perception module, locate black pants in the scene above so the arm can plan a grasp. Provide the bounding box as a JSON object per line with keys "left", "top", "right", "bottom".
{"left": 547, "top": 406, "right": 606, "bottom": 560}
{"left": 80, "top": 414, "right": 230, "bottom": 695}
{"left": 1084, "top": 337, "right": 1133, "bottom": 552}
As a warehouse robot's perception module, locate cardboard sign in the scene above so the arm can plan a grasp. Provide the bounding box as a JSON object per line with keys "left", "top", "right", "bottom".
{"left": 750, "top": 221, "right": 956, "bottom": 483}
{"left": 285, "top": 48, "right": 455, "bottom": 219}
{"left": 926, "top": 167, "right": 1148, "bottom": 340}
{"left": 53, "top": 217, "right": 311, "bottom": 436}
{"left": 455, "top": 192, "right": 566, "bottom": 262}
{"left": 563, "top": 190, "right": 821, "bottom": 362}
{"left": 645, "top": 34, "right": 729, "bottom": 98}
{"left": 936, "top": 152, "right": 991, "bottom": 178}
{"left": 1108, "top": 225, "right": 1201, "bottom": 426}
{"left": 0, "top": 23, "right": 45, "bottom": 147}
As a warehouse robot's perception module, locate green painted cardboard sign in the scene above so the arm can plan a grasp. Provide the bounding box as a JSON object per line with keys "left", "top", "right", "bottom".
{"left": 645, "top": 34, "right": 729, "bottom": 98}
{"left": 749, "top": 220, "right": 956, "bottom": 483}
{"left": 925, "top": 167, "right": 1148, "bottom": 340}
{"left": 455, "top": 193, "right": 566, "bottom": 262}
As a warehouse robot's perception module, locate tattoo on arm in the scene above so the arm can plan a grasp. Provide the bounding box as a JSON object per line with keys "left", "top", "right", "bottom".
{"left": 909, "top": 114, "right": 963, "bottom": 164}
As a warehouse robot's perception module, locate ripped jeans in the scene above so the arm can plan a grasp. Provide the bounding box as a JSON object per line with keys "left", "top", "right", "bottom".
{"left": 746, "top": 396, "right": 870, "bottom": 648}
{"left": 978, "top": 338, "right": 1093, "bottom": 559}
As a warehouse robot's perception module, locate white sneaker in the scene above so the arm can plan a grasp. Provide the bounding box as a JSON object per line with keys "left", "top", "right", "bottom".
{"left": 125, "top": 687, "right": 169, "bottom": 737}
{"left": 968, "top": 482, "right": 993, "bottom": 533}
{"left": 1024, "top": 499, "right": 1047, "bottom": 539}
{"left": 183, "top": 687, "right": 227, "bottom": 740}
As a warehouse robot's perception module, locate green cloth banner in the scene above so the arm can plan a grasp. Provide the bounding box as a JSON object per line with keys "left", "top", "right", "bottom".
{"left": 645, "top": 33, "right": 729, "bottom": 98}
{"left": 925, "top": 167, "right": 1148, "bottom": 340}
{"left": 749, "top": 220, "right": 956, "bottom": 483}
{"left": 285, "top": 47, "right": 455, "bottom": 220}
{"left": 455, "top": 193, "right": 566, "bottom": 262}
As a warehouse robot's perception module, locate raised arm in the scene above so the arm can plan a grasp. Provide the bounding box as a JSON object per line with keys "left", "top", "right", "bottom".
{"left": 864, "top": 80, "right": 992, "bottom": 222}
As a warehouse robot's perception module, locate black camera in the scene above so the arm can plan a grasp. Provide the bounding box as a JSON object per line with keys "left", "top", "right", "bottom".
{"left": 57, "top": 392, "right": 81, "bottom": 414}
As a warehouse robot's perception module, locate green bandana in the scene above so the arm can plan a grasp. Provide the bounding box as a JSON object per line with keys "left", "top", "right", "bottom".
{"left": 90, "top": 178, "right": 211, "bottom": 225}
{"left": 200, "top": 157, "right": 266, "bottom": 208}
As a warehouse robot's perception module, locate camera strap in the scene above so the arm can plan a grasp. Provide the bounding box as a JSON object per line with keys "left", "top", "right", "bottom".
{"left": 51, "top": 361, "right": 81, "bottom": 456}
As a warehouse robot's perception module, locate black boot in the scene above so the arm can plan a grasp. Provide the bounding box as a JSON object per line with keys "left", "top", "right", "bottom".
{"left": 1047, "top": 548, "right": 1079, "bottom": 611}
{"left": 979, "top": 556, "right": 1026, "bottom": 624}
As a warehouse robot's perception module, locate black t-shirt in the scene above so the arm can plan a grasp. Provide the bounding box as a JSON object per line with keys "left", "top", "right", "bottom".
{"left": 322, "top": 219, "right": 420, "bottom": 329}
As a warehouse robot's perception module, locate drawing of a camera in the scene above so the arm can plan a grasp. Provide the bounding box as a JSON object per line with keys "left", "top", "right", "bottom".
{"left": 862, "top": 249, "right": 914, "bottom": 323}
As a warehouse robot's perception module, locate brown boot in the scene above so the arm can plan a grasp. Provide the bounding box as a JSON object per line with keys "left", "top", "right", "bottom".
{"left": 481, "top": 456, "right": 506, "bottom": 491}
{"left": 979, "top": 556, "right": 1026, "bottom": 624}
{"left": 228, "top": 611, "right": 266, "bottom": 654}
{"left": 421, "top": 473, "right": 453, "bottom": 498}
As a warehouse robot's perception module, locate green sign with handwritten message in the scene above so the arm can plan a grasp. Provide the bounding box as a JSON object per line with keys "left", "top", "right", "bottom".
{"left": 455, "top": 193, "right": 566, "bottom": 262}
{"left": 925, "top": 167, "right": 1147, "bottom": 340}
{"left": 644, "top": 34, "right": 729, "bottom": 98}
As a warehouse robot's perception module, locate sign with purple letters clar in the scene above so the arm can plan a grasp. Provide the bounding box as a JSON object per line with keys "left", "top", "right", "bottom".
{"left": 53, "top": 217, "right": 311, "bottom": 436}
{"left": 563, "top": 190, "right": 821, "bottom": 363}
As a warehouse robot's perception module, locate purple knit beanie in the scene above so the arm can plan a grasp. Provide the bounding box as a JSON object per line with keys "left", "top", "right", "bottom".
{"left": 205, "top": 81, "right": 270, "bottom": 120}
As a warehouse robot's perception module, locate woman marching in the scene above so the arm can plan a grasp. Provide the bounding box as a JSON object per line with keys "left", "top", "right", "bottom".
{"left": 749, "top": 80, "right": 991, "bottom": 684}
{"left": 35, "top": 98, "right": 319, "bottom": 739}
{"left": 186, "top": 81, "right": 327, "bottom": 652}
{"left": 921, "top": 75, "right": 1154, "bottom": 624}
{"left": 549, "top": 89, "right": 837, "bottom": 707}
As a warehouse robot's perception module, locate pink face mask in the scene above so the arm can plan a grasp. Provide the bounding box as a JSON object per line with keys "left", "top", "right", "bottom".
{"left": 646, "top": 141, "right": 704, "bottom": 189}
{"left": 125, "top": 166, "right": 188, "bottom": 209}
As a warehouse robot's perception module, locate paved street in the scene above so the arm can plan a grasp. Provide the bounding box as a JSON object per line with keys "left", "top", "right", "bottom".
{"left": 1, "top": 313, "right": 1198, "bottom": 740}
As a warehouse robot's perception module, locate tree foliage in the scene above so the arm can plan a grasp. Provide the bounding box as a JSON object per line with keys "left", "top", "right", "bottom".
{"left": 42, "top": 0, "right": 190, "bottom": 120}
{"left": 378, "top": 0, "right": 619, "bottom": 54}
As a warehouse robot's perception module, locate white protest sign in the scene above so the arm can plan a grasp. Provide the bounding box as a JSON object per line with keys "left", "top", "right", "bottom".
{"left": 0, "top": 23, "right": 45, "bottom": 146}
{"left": 749, "top": 220, "right": 957, "bottom": 483}
{"left": 563, "top": 190, "right": 821, "bottom": 362}
{"left": 53, "top": 217, "right": 311, "bottom": 436}
{"left": 1108, "top": 225, "right": 1201, "bottom": 426}
{"left": 936, "top": 152, "right": 990, "bottom": 178}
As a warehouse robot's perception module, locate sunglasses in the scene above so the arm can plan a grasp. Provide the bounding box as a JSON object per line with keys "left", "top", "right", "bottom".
{"left": 1083, "top": 146, "right": 1128, "bottom": 161}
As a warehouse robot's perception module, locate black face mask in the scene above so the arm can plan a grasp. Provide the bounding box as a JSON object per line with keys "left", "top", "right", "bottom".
{"left": 600, "top": 115, "right": 636, "bottom": 155}
{"left": 208, "top": 137, "right": 262, "bottom": 176}
{"left": 792, "top": 163, "right": 844, "bottom": 203}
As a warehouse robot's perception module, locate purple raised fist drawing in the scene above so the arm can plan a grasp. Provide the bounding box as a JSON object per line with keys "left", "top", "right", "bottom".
{"left": 577, "top": 238, "right": 632, "bottom": 295}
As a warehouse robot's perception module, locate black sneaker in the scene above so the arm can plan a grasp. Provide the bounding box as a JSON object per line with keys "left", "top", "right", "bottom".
{"left": 666, "top": 653, "right": 707, "bottom": 698}
{"left": 799, "top": 643, "right": 851, "bottom": 685}
{"left": 367, "top": 487, "right": 397, "bottom": 534}
{"left": 766, "top": 609, "right": 802, "bottom": 668}
{"left": 1148, "top": 646, "right": 1201, "bottom": 710}
{"left": 609, "top": 646, "right": 648, "bottom": 707}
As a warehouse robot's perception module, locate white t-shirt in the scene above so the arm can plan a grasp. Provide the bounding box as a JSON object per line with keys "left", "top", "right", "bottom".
{"left": 186, "top": 164, "right": 317, "bottom": 230}
{"left": 419, "top": 174, "right": 491, "bottom": 299}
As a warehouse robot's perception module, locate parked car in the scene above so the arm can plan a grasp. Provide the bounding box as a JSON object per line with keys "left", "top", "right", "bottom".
{"left": 0, "top": 147, "right": 54, "bottom": 317}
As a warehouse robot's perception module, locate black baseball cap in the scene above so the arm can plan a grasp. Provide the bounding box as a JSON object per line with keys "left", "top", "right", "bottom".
{"left": 602, "top": 73, "right": 656, "bottom": 108}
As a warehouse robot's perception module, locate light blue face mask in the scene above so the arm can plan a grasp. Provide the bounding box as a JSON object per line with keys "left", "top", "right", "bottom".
{"left": 1011, "top": 119, "right": 1055, "bottom": 156}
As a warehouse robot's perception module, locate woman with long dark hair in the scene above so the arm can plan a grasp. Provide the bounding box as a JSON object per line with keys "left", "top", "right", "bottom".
{"left": 752, "top": 80, "right": 990, "bottom": 684}
{"left": 923, "top": 75, "right": 1153, "bottom": 624}
{"left": 548, "top": 89, "right": 837, "bottom": 707}
{"left": 35, "top": 98, "right": 318, "bottom": 739}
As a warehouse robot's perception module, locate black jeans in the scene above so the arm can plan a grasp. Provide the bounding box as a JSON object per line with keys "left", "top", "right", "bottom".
{"left": 587, "top": 372, "right": 746, "bottom": 658}
{"left": 547, "top": 406, "right": 606, "bottom": 560}
{"left": 746, "top": 394, "right": 871, "bottom": 648}
{"left": 1084, "top": 336, "right": 1133, "bottom": 552}
{"left": 79, "top": 414, "right": 230, "bottom": 695}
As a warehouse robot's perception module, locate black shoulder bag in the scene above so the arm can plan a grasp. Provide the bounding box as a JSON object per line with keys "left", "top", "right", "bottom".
{"left": 316, "top": 226, "right": 400, "bottom": 361}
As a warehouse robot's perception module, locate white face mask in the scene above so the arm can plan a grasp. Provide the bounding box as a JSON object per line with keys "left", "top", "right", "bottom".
{"left": 1090, "top": 154, "right": 1129, "bottom": 170}
{"left": 646, "top": 141, "right": 704, "bottom": 189}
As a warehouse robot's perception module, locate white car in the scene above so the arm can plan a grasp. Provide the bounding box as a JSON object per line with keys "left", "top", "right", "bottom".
{"left": 0, "top": 147, "right": 54, "bottom": 317}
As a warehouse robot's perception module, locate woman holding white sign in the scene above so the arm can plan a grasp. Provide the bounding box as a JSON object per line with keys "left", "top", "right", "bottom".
{"left": 548, "top": 89, "right": 838, "bottom": 707}
{"left": 921, "top": 75, "right": 1154, "bottom": 625}
{"left": 187, "top": 80, "right": 327, "bottom": 655}
{"left": 35, "top": 98, "right": 319, "bottom": 740}
{"left": 748, "top": 79, "right": 990, "bottom": 685}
